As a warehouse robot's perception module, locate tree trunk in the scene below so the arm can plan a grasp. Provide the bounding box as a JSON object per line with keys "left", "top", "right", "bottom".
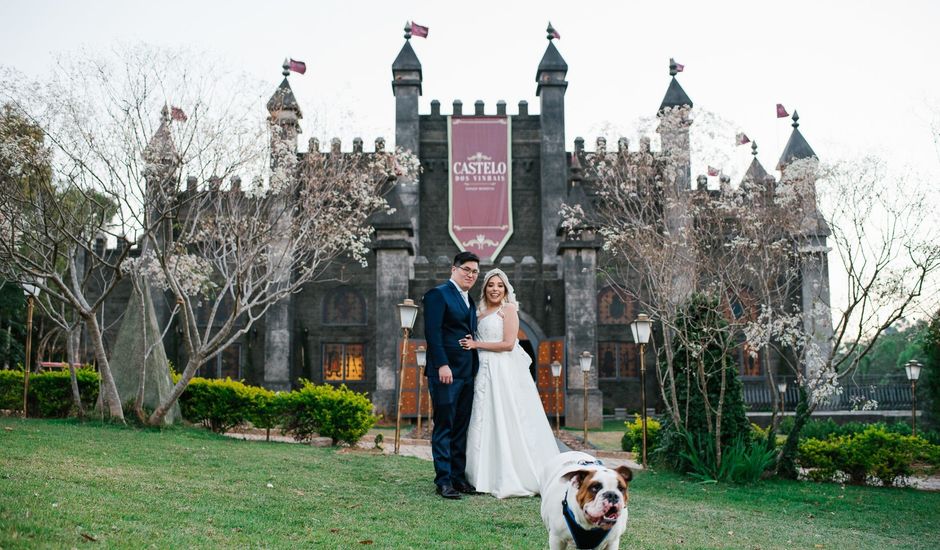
{"left": 66, "top": 326, "right": 85, "bottom": 418}
{"left": 84, "top": 314, "right": 125, "bottom": 422}
{"left": 777, "top": 385, "right": 812, "bottom": 479}
{"left": 148, "top": 354, "right": 203, "bottom": 426}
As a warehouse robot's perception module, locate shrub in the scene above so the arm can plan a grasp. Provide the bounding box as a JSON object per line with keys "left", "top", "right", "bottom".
{"left": 178, "top": 377, "right": 253, "bottom": 433}
{"left": 797, "top": 426, "right": 940, "bottom": 486}
{"left": 245, "top": 385, "right": 285, "bottom": 441}
{"left": 0, "top": 369, "right": 24, "bottom": 411}
{"left": 27, "top": 369, "right": 99, "bottom": 417}
{"left": 280, "top": 380, "right": 377, "bottom": 445}
{"left": 679, "top": 431, "right": 776, "bottom": 484}
{"left": 621, "top": 414, "right": 661, "bottom": 454}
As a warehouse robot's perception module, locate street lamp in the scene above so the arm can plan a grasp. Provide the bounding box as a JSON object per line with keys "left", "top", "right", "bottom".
{"left": 21, "top": 280, "right": 42, "bottom": 418}
{"left": 550, "top": 360, "right": 563, "bottom": 435}
{"left": 905, "top": 360, "right": 923, "bottom": 436}
{"left": 395, "top": 298, "right": 419, "bottom": 454}
{"left": 415, "top": 345, "right": 427, "bottom": 438}
{"left": 777, "top": 380, "right": 788, "bottom": 416}
{"left": 630, "top": 313, "right": 652, "bottom": 468}
{"left": 579, "top": 351, "right": 593, "bottom": 445}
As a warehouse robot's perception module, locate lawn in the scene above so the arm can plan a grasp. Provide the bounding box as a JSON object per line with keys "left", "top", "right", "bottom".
{"left": 1, "top": 418, "right": 939, "bottom": 549}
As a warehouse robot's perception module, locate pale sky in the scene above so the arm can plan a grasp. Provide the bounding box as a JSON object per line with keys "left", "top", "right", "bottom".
{"left": 2, "top": 0, "right": 938, "bottom": 178}
{"left": 2, "top": 0, "right": 939, "bottom": 320}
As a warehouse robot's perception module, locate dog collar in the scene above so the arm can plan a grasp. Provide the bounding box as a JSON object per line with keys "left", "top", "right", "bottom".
{"left": 562, "top": 488, "right": 611, "bottom": 550}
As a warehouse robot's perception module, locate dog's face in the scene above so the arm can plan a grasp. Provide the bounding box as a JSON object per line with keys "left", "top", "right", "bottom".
{"left": 565, "top": 466, "right": 632, "bottom": 530}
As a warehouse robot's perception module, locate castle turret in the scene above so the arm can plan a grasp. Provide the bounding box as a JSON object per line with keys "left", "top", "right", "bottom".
{"left": 392, "top": 24, "right": 423, "bottom": 248}
{"left": 778, "top": 112, "right": 832, "bottom": 378}
{"left": 537, "top": 23, "right": 568, "bottom": 265}
{"left": 267, "top": 60, "right": 303, "bottom": 190}
{"left": 741, "top": 141, "right": 775, "bottom": 201}
{"left": 262, "top": 61, "right": 303, "bottom": 391}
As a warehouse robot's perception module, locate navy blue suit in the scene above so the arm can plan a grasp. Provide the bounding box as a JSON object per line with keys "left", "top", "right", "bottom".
{"left": 423, "top": 281, "right": 479, "bottom": 488}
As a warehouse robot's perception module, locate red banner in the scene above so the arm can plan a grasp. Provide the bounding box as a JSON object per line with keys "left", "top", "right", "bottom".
{"left": 448, "top": 116, "right": 512, "bottom": 261}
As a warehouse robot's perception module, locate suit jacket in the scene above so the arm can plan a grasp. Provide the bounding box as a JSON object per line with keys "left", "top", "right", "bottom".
{"left": 423, "top": 281, "right": 479, "bottom": 380}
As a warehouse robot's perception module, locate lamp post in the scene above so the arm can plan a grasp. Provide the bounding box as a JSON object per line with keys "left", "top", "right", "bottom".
{"left": 630, "top": 313, "right": 653, "bottom": 468}
{"left": 579, "top": 351, "right": 593, "bottom": 445}
{"left": 415, "top": 345, "right": 427, "bottom": 438}
{"left": 550, "top": 360, "right": 563, "bottom": 435}
{"left": 395, "top": 299, "right": 419, "bottom": 454}
{"left": 777, "top": 380, "right": 788, "bottom": 417}
{"left": 905, "top": 360, "right": 922, "bottom": 436}
{"left": 21, "top": 281, "right": 41, "bottom": 418}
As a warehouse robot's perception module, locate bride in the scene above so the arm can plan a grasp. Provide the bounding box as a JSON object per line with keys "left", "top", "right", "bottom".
{"left": 460, "top": 268, "right": 559, "bottom": 498}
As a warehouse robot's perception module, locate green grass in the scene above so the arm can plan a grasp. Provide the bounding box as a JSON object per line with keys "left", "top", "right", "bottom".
{"left": 1, "top": 418, "right": 939, "bottom": 549}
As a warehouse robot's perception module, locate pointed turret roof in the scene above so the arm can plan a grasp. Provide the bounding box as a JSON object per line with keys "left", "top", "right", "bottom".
{"left": 266, "top": 60, "right": 303, "bottom": 117}
{"left": 537, "top": 41, "right": 568, "bottom": 74}
{"left": 658, "top": 58, "right": 693, "bottom": 112}
{"left": 742, "top": 141, "right": 769, "bottom": 183}
{"left": 143, "top": 105, "right": 178, "bottom": 165}
{"left": 777, "top": 111, "right": 816, "bottom": 169}
{"left": 392, "top": 40, "right": 422, "bottom": 75}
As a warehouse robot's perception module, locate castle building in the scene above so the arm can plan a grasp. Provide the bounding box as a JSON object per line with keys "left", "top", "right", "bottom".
{"left": 126, "top": 27, "right": 832, "bottom": 427}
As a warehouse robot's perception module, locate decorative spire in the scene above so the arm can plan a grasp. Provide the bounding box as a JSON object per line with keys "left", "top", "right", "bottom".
{"left": 777, "top": 111, "right": 817, "bottom": 170}
{"left": 404, "top": 21, "right": 412, "bottom": 40}
{"left": 282, "top": 58, "right": 290, "bottom": 77}
{"left": 669, "top": 58, "right": 679, "bottom": 77}
{"left": 546, "top": 22, "right": 559, "bottom": 41}
{"left": 751, "top": 141, "right": 758, "bottom": 157}
{"left": 792, "top": 110, "right": 800, "bottom": 128}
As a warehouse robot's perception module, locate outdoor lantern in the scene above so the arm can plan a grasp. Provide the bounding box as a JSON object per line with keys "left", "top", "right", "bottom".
{"left": 550, "top": 360, "right": 563, "bottom": 434}
{"left": 630, "top": 313, "right": 652, "bottom": 345}
{"left": 905, "top": 359, "right": 923, "bottom": 436}
{"left": 579, "top": 351, "right": 593, "bottom": 373}
{"left": 777, "top": 381, "right": 787, "bottom": 395}
{"left": 20, "top": 279, "right": 42, "bottom": 418}
{"left": 394, "top": 298, "right": 420, "bottom": 454}
{"left": 397, "top": 299, "right": 419, "bottom": 331}
{"left": 415, "top": 345, "right": 428, "bottom": 438}
{"left": 632, "top": 313, "right": 654, "bottom": 469}
{"left": 905, "top": 360, "right": 922, "bottom": 382}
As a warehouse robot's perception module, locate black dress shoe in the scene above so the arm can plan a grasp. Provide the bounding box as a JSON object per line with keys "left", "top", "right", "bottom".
{"left": 436, "top": 485, "right": 462, "bottom": 499}
{"left": 453, "top": 481, "right": 477, "bottom": 494}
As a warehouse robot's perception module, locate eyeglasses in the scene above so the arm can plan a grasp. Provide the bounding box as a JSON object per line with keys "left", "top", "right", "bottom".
{"left": 455, "top": 265, "right": 480, "bottom": 276}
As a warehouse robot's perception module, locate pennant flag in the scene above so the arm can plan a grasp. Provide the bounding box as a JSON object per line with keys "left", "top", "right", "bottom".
{"left": 735, "top": 132, "right": 750, "bottom": 145}
{"left": 170, "top": 106, "right": 187, "bottom": 122}
{"left": 288, "top": 58, "right": 307, "bottom": 75}
{"left": 674, "top": 61, "right": 685, "bottom": 72}
{"left": 707, "top": 166, "right": 720, "bottom": 177}
{"left": 776, "top": 103, "right": 789, "bottom": 118}
{"left": 410, "top": 21, "right": 429, "bottom": 38}
{"left": 549, "top": 22, "right": 561, "bottom": 39}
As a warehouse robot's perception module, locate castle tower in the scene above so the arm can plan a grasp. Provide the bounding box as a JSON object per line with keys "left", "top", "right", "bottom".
{"left": 558, "top": 152, "right": 602, "bottom": 428}
{"left": 657, "top": 58, "right": 694, "bottom": 305}
{"left": 536, "top": 24, "right": 569, "bottom": 265}
{"left": 778, "top": 112, "right": 833, "bottom": 379}
{"left": 392, "top": 23, "right": 423, "bottom": 248}
{"left": 262, "top": 60, "right": 303, "bottom": 391}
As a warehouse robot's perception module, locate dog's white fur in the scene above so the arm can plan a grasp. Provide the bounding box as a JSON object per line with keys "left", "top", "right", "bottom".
{"left": 539, "top": 451, "right": 632, "bottom": 550}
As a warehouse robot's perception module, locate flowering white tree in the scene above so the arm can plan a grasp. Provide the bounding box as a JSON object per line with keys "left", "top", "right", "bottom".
{"left": 137, "top": 144, "right": 418, "bottom": 425}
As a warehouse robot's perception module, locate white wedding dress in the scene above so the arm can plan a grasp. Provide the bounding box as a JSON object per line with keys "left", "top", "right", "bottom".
{"left": 466, "top": 308, "right": 560, "bottom": 498}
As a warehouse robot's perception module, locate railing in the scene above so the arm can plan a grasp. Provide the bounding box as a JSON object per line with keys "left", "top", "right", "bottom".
{"left": 743, "top": 376, "right": 913, "bottom": 411}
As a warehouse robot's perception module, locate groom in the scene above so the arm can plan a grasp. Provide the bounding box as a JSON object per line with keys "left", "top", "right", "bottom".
{"left": 423, "top": 251, "right": 480, "bottom": 499}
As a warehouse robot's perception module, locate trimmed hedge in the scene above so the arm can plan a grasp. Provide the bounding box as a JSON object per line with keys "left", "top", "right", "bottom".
{"left": 797, "top": 425, "right": 940, "bottom": 486}
{"left": 0, "top": 368, "right": 98, "bottom": 416}
{"left": 280, "top": 380, "right": 377, "bottom": 446}
{"left": 178, "top": 377, "right": 256, "bottom": 433}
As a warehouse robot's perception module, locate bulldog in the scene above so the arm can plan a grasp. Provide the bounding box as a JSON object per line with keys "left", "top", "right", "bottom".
{"left": 539, "top": 451, "right": 633, "bottom": 550}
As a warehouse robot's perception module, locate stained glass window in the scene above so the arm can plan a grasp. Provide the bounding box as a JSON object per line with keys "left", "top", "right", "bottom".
{"left": 323, "top": 287, "right": 367, "bottom": 325}
{"left": 597, "top": 341, "right": 639, "bottom": 379}
{"left": 598, "top": 287, "right": 635, "bottom": 325}
{"left": 322, "top": 343, "right": 365, "bottom": 382}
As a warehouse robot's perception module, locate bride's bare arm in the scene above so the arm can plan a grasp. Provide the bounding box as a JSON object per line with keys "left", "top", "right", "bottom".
{"left": 461, "top": 304, "right": 519, "bottom": 352}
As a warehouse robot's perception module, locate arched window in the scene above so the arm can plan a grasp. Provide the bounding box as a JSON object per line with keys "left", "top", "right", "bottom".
{"left": 597, "top": 286, "right": 636, "bottom": 325}
{"left": 322, "top": 287, "right": 367, "bottom": 325}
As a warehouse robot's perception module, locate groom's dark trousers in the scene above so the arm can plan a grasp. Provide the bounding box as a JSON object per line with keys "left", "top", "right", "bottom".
{"left": 423, "top": 282, "right": 478, "bottom": 489}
